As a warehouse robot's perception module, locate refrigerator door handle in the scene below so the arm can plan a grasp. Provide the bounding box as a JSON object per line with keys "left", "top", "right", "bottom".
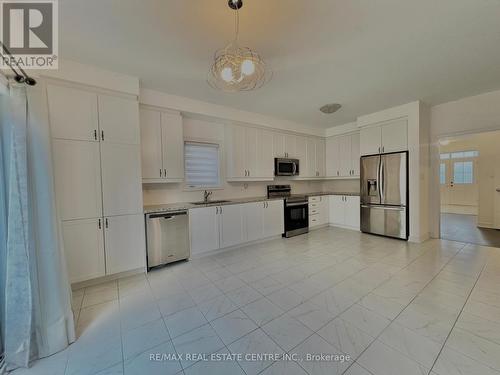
{"left": 379, "top": 157, "right": 385, "bottom": 203}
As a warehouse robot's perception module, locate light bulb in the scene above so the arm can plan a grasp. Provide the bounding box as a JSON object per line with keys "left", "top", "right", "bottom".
{"left": 241, "top": 59, "right": 255, "bottom": 75}
{"left": 221, "top": 67, "right": 233, "bottom": 82}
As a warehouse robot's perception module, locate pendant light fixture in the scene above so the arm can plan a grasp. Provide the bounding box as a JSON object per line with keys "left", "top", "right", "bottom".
{"left": 208, "top": 0, "right": 272, "bottom": 92}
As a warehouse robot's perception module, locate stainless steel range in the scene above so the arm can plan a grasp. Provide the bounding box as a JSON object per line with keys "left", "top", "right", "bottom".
{"left": 267, "top": 185, "right": 308, "bottom": 238}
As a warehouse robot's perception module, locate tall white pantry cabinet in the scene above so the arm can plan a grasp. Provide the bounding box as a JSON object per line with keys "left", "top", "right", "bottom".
{"left": 48, "top": 83, "right": 146, "bottom": 283}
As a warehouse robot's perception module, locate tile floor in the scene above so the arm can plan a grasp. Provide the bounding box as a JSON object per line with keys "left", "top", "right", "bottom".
{"left": 12, "top": 227, "right": 500, "bottom": 375}
{"left": 441, "top": 213, "right": 500, "bottom": 248}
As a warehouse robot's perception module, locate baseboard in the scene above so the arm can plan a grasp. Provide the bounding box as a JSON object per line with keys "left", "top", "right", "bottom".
{"left": 190, "top": 234, "right": 283, "bottom": 259}
{"left": 309, "top": 224, "right": 329, "bottom": 231}
{"left": 409, "top": 232, "right": 430, "bottom": 243}
{"left": 72, "top": 267, "right": 145, "bottom": 291}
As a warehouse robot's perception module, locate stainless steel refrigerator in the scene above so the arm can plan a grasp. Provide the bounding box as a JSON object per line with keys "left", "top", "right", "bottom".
{"left": 360, "top": 151, "right": 408, "bottom": 240}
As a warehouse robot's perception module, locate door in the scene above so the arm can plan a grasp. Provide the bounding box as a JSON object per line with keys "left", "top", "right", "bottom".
{"left": 256, "top": 129, "right": 274, "bottom": 178}
{"left": 227, "top": 125, "right": 246, "bottom": 178}
{"left": 306, "top": 138, "right": 316, "bottom": 178}
{"left": 449, "top": 159, "right": 478, "bottom": 206}
{"left": 345, "top": 196, "right": 360, "bottom": 229}
{"left": 61, "top": 218, "right": 105, "bottom": 283}
{"left": 380, "top": 152, "right": 407, "bottom": 206}
{"left": 245, "top": 127, "right": 258, "bottom": 177}
{"left": 360, "top": 155, "right": 381, "bottom": 205}
{"left": 326, "top": 136, "right": 340, "bottom": 177}
{"left": 329, "top": 196, "right": 345, "bottom": 226}
{"left": 98, "top": 95, "right": 140, "bottom": 145}
{"left": 360, "top": 205, "right": 407, "bottom": 239}
{"left": 245, "top": 202, "right": 264, "bottom": 241}
{"left": 263, "top": 200, "right": 284, "bottom": 237}
{"left": 140, "top": 108, "right": 163, "bottom": 180}
{"left": 104, "top": 214, "right": 146, "bottom": 274}
{"left": 351, "top": 133, "right": 360, "bottom": 176}
{"left": 494, "top": 156, "right": 500, "bottom": 228}
{"left": 52, "top": 139, "right": 102, "bottom": 220}
{"left": 219, "top": 204, "right": 245, "bottom": 248}
{"left": 189, "top": 207, "right": 219, "bottom": 255}
{"left": 295, "top": 136, "right": 307, "bottom": 177}
{"left": 101, "top": 143, "right": 143, "bottom": 216}
{"left": 47, "top": 84, "right": 98, "bottom": 142}
{"left": 316, "top": 139, "right": 325, "bottom": 177}
{"left": 161, "top": 112, "right": 184, "bottom": 180}
{"left": 360, "top": 126, "right": 382, "bottom": 156}
{"left": 381, "top": 119, "right": 407, "bottom": 153}
{"left": 338, "top": 135, "right": 351, "bottom": 177}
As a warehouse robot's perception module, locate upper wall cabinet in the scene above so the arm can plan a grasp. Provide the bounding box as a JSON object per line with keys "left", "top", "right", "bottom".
{"left": 98, "top": 94, "right": 140, "bottom": 145}
{"left": 47, "top": 84, "right": 99, "bottom": 142}
{"left": 305, "top": 138, "right": 325, "bottom": 178}
{"left": 273, "top": 132, "right": 296, "bottom": 158}
{"left": 140, "top": 108, "right": 184, "bottom": 183}
{"left": 360, "top": 118, "right": 407, "bottom": 156}
{"left": 226, "top": 125, "right": 274, "bottom": 181}
{"left": 326, "top": 132, "right": 360, "bottom": 178}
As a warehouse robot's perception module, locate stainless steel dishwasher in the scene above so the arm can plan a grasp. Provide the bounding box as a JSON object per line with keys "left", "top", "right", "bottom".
{"left": 145, "top": 210, "right": 190, "bottom": 270}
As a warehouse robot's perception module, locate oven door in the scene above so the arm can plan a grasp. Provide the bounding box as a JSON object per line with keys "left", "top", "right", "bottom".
{"left": 284, "top": 202, "right": 308, "bottom": 237}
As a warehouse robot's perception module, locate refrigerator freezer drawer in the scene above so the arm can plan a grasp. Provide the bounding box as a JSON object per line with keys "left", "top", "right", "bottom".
{"left": 360, "top": 205, "right": 408, "bottom": 240}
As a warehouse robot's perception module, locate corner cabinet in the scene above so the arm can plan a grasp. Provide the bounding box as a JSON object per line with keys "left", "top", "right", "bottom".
{"left": 48, "top": 84, "right": 146, "bottom": 284}
{"left": 140, "top": 108, "right": 184, "bottom": 183}
{"left": 189, "top": 200, "right": 284, "bottom": 256}
{"left": 326, "top": 132, "right": 360, "bottom": 178}
{"left": 360, "top": 118, "right": 407, "bottom": 156}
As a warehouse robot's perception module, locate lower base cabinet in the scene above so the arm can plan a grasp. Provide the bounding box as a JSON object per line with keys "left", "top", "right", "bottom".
{"left": 62, "top": 214, "right": 145, "bottom": 284}
{"left": 309, "top": 196, "right": 329, "bottom": 228}
{"left": 329, "top": 195, "right": 360, "bottom": 230}
{"left": 189, "top": 200, "right": 284, "bottom": 256}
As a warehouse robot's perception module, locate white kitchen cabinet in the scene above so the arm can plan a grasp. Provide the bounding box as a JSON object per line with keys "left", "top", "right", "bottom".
{"left": 360, "top": 118, "right": 407, "bottom": 156}
{"left": 306, "top": 138, "right": 316, "bottom": 178}
{"left": 245, "top": 202, "right": 264, "bottom": 242}
{"left": 161, "top": 112, "right": 184, "bottom": 181}
{"left": 189, "top": 206, "right": 220, "bottom": 255}
{"left": 98, "top": 94, "right": 140, "bottom": 145}
{"left": 273, "top": 132, "right": 295, "bottom": 158}
{"left": 295, "top": 136, "right": 307, "bottom": 176}
{"left": 104, "top": 214, "right": 146, "bottom": 274}
{"left": 139, "top": 109, "right": 163, "bottom": 179}
{"left": 326, "top": 137, "right": 340, "bottom": 177}
{"left": 344, "top": 196, "right": 360, "bottom": 229}
{"left": 226, "top": 125, "right": 273, "bottom": 180}
{"left": 326, "top": 133, "right": 360, "bottom": 178}
{"left": 329, "top": 195, "right": 360, "bottom": 230}
{"left": 100, "top": 143, "right": 143, "bottom": 216}
{"left": 256, "top": 129, "right": 274, "bottom": 178}
{"left": 47, "top": 84, "right": 98, "bottom": 142}
{"left": 309, "top": 196, "right": 329, "bottom": 228}
{"left": 62, "top": 218, "right": 105, "bottom": 283}
{"left": 316, "top": 139, "right": 326, "bottom": 177}
{"left": 263, "top": 200, "right": 284, "bottom": 237}
{"left": 219, "top": 204, "right": 245, "bottom": 248}
{"left": 52, "top": 139, "right": 102, "bottom": 221}
{"left": 140, "top": 108, "right": 184, "bottom": 182}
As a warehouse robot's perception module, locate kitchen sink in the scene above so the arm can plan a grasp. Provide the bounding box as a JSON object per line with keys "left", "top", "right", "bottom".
{"left": 190, "top": 200, "right": 231, "bottom": 205}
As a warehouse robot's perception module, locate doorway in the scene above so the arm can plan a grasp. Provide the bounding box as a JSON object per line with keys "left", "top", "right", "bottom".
{"left": 439, "top": 132, "right": 500, "bottom": 247}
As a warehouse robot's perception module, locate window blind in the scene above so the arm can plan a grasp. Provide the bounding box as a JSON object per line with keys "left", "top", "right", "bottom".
{"left": 184, "top": 142, "right": 220, "bottom": 188}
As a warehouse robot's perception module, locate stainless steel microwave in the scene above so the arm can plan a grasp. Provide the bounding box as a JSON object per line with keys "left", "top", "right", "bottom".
{"left": 275, "top": 158, "right": 300, "bottom": 176}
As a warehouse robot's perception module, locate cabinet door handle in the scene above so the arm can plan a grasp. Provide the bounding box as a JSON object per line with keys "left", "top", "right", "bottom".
{"left": 164, "top": 169, "right": 167, "bottom": 178}
{"left": 93, "top": 129, "right": 97, "bottom": 140}
{"left": 101, "top": 130, "right": 104, "bottom": 141}
{"left": 220, "top": 206, "right": 223, "bottom": 214}
{"left": 216, "top": 206, "right": 218, "bottom": 214}
{"left": 98, "top": 218, "right": 101, "bottom": 229}
{"left": 105, "top": 218, "right": 109, "bottom": 228}
{"left": 160, "top": 169, "right": 162, "bottom": 177}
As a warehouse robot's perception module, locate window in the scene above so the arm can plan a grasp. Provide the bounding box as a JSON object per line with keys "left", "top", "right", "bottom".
{"left": 184, "top": 142, "right": 221, "bottom": 189}
{"left": 440, "top": 150, "right": 479, "bottom": 160}
{"left": 440, "top": 153, "right": 450, "bottom": 160}
{"left": 453, "top": 161, "right": 473, "bottom": 184}
{"left": 440, "top": 163, "right": 446, "bottom": 185}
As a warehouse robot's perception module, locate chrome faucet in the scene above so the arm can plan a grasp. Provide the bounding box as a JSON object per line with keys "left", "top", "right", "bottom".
{"left": 203, "top": 190, "right": 213, "bottom": 203}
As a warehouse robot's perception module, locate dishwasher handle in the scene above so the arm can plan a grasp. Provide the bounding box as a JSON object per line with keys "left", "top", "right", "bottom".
{"left": 147, "top": 211, "right": 187, "bottom": 219}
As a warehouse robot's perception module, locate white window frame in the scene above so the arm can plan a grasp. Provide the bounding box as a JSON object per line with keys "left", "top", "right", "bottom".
{"left": 183, "top": 140, "right": 222, "bottom": 191}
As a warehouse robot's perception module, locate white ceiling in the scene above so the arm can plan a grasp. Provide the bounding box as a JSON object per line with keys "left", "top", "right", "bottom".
{"left": 59, "top": 0, "right": 500, "bottom": 128}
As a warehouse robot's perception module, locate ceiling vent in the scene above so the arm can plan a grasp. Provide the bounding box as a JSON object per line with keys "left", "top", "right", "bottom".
{"left": 319, "top": 103, "right": 342, "bottom": 114}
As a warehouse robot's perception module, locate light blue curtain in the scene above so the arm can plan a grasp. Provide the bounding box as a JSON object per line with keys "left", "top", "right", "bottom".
{"left": 0, "top": 80, "right": 75, "bottom": 373}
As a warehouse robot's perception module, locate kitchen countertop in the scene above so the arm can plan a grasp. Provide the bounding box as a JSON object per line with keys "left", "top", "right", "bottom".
{"left": 144, "top": 192, "right": 360, "bottom": 214}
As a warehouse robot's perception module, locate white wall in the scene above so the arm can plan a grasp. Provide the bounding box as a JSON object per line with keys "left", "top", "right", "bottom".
{"left": 142, "top": 116, "right": 325, "bottom": 205}
{"left": 429, "top": 89, "right": 500, "bottom": 237}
